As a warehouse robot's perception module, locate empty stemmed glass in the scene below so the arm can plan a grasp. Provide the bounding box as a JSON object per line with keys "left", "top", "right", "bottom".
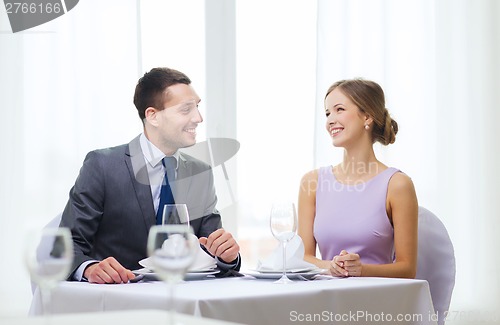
{"left": 24, "top": 227, "right": 73, "bottom": 316}
{"left": 147, "top": 225, "right": 198, "bottom": 324}
{"left": 270, "top": 202, "right": 297, "bottom": 284}
{"left": 162, "top": 204, "right": 190, "bottom": 225}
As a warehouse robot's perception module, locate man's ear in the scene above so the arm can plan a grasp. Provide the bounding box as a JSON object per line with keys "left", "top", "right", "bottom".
{"left": 144, "top": 107, "right": 159, "bottom": 127}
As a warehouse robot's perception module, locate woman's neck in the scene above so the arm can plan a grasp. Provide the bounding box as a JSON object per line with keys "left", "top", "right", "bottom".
{"left": 334, "top": 147, "right": 384, "bottom": 182}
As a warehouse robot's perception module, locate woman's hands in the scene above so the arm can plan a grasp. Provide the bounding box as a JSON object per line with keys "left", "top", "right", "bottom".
{"left": 330, "top": 250, "right": 362, "bottom": 277}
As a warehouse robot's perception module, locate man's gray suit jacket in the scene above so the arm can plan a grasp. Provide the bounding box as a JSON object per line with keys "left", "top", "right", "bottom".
{"left": 60, "top": 135, "right": 236, "bottom": 278}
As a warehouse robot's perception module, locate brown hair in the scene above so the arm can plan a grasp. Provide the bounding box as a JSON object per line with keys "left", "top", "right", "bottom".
{"left": 133, "top": 67, "right": 191, "bottom": 121}
{"left": 325, "top": 78, "right": 398, "bottom": 145}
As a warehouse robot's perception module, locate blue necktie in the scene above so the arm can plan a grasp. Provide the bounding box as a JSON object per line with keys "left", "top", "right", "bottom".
{"left": 156, "top": 157, "right": 176, "bottom": 225}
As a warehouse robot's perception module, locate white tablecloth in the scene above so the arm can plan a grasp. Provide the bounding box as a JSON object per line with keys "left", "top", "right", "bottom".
{"left": 30, "top": 276, "right": 437, "bottom": 325}
{"left": 5, "top": 309, "right": 241, "bottom": 325}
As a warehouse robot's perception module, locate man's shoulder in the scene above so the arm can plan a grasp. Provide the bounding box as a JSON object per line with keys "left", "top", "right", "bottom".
{"left": 81, "top": 139, "right": 138, "bottom": 171}
{"left": 87, "top": 135, "right": 140, "bottom": 159}
{"left": 88, "top": 143, "right": 129, "bottom": 160}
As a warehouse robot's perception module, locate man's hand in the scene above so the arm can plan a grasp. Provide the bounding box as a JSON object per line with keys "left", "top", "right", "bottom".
{"left": 83, "top": 257, "right": 136, "bottom": 284}
{"left": 199, "top": 229, "right": 239, "bottom": 263}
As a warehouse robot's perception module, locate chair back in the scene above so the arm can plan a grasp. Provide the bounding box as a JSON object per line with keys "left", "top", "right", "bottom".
{"left": 30, "top": 213, "right": 63, "bottom": 294}
{"left": 416, "top": 206, "right": 455, "bottom": 325}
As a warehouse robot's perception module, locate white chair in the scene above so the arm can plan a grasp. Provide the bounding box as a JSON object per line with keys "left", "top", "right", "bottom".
{"left": 30, "top": 213, "right": 63, "bottom": 294}
{"left": 416, "top": 206, "right": 456, "bottom": 325}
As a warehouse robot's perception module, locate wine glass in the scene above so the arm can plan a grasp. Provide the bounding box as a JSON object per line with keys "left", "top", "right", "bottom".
{"left": 147, "top": 224, "right": 197, "bottom": 324}
{"left": 270, "top": 202, "right": 297, "bottom": 284}
{"left": 162, "top": 204, "right": 190, "bottom": 225}
{"left": 24, "top": 227, "right": 73, "bottom": 316}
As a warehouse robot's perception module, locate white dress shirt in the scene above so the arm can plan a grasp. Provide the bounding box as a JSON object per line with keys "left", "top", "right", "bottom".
{"left": 139, "top": 133, "right": 179, "bottom": 215}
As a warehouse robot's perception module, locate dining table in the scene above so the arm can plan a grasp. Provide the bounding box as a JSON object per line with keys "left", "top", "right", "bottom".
{"left": 29, "top": 273, "right": 437, "bottom": 325}
{"left": 6, "top": 309, "right": 242, "bottom": 325}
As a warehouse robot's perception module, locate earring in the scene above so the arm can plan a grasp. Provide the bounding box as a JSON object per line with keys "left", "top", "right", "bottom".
{"left": 364, "top": 124, "right": 370, "bottom": 130}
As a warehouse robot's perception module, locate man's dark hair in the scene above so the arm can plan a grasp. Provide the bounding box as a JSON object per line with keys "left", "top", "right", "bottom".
{"left": 133, "top": 67, "right": 191, "bottom": 120}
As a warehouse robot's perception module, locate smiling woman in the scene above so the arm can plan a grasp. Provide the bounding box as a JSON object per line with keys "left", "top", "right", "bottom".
{"left": 299, "top": 78, "right": 418, "bottom": 279}
{"left": 325, "top": 79, "right": 398, "bottom": 149}
{"left": 315, "top": 0, "right": 500, "bottom": 314}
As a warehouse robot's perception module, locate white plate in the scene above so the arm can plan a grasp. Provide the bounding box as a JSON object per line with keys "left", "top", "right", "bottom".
{"left": 139, "top": 257, "right": 217, "bottom": 272}
{"left": 186, "top": 266, "right": 217, "bottom": 272}
{"left": 184, "top": 270, "right": 218, "bottom": 280}
{"left": 244, "top": 269, "right": 323, "bottom": 280}
{"left": 133, "top": 268, "right": 218, "bottom": 281}
{"left": 252, "top": 267, "right": 316, "bottom": 274}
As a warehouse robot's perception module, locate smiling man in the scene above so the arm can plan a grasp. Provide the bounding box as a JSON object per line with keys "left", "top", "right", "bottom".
{"left": 60, "top": 68, "right": 241, "bottom": 284}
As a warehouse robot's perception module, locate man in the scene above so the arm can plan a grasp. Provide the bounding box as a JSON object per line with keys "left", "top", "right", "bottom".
{"left": 60, "top": 67, "right": 240, "bottom": 284}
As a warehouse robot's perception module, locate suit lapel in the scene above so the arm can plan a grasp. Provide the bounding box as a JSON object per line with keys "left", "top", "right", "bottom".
{"left": 125, "top": 135, "right": 156, "bottom": 229}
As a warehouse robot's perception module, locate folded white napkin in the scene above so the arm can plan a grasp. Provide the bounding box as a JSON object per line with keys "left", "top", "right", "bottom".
{"left": 139, "top": 234, "right": 217, "bottom": 272}
{"left": 257, "top": 236, "right": 317, "bottom": 272}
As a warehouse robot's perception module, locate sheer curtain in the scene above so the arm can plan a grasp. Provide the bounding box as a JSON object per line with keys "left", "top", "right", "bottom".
{"left": 235, "top": 0, "right": 317, "bottom": 267}
{"left": 0, "top": 0, "right": 141, "bottom": 315}
{"left": 434, "top": 0, "right": 500, "bottom": 311}
{"left": 316, "top": 0, "right": 500, "bottom": 312}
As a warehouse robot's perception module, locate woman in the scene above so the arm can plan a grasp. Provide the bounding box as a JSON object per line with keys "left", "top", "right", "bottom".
{"left": 298, "top": 79, "right": 418, "bottom": 278}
